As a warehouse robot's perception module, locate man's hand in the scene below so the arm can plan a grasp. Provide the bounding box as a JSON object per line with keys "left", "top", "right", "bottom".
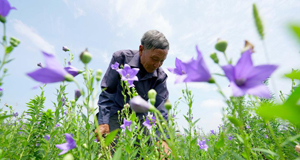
{"left": 94, "top": 124, "right": 109, "bottom": 141}
{"left": 156, "top": 140, "right": 171, "bottom": 159}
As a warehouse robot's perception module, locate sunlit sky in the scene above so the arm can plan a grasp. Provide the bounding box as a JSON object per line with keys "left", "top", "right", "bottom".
{"left": 2, "top": 0, "right": 300, "bottom": 133}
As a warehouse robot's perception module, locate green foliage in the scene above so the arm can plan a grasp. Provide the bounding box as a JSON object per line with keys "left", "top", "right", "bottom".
{"left": 289, "top": 24, "right": 300, "bottom": 44}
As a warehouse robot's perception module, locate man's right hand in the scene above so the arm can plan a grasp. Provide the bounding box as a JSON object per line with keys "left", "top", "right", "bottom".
{"left": 94, "top": 124, "right": 110, "bottom": 141}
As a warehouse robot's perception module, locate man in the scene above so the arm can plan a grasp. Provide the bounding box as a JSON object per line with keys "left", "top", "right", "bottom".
{"left": 95, "top": 30, "right": 170, "bottom": 156}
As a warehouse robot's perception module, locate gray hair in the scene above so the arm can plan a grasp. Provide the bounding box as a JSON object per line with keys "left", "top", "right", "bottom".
{"left": 141, "top": 30, "right": 169, "bottom": 50}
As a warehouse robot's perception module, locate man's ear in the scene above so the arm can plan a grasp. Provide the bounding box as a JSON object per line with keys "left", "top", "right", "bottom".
{"left": 139, "top": 45, "right": 144, "bottom": 56}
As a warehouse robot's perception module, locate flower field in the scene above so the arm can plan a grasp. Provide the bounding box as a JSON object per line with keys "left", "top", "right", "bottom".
{"left": 1, "top": 1, "right": 300, "bottom": 160}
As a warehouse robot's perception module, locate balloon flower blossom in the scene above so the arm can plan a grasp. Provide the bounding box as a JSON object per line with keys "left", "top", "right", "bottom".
{"left": 117, "top": 64, "right": 139, "bottom": 87}
{"left": 64, "top": 62, "right": 82, "bottom": 77}
{"left": 120, "top": 118, "right": 132, "bottom": 131}
{"left": 198, "top": 139, "right": 208, "bottom": 151}
{"left": 222, "top": 50, "right": 278, "bottom": 98}
{"left": 27, "top": 52, "right": 74, "bottom": 84}
{"left": 55, "top": 133, "right": 77, "bottom": 155}
{"left": 0, "top": 0, "right": 16, "bottom": 17}
{"left": 168, "top": 45, "right": 211, "bottom": 83}
{"left": 143, "top": 116, "right": 156, "bottom": 130}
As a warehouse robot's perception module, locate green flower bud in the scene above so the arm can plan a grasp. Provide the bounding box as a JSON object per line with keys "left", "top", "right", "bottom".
{"left": 210, "top": 52, "right": 219, "bottom": 64}
{"left": 10, "top": 37, "right": 20, "bottom": 47}
{"left": 63, "top": 153, "right": 74, "bottom": 160}
{"left": 82, "top": 143, "right": 87, "bottom": 149}
{"left": 164, "top": 100, "right": 172, "bottom": 110}
{"left": 64, "top": 74, "right": 74, "bottom": 82}
{"left": 3, "top": 68, "right": 7, "bottom": 73}
{"left": 96, "top": 69, "right": 102, "bottom": 82}
{"left": 148, "top": 89, "right": 157, "bottom": 105}
{"left": 80, "top": 48, "right": 92, "bottom": 64}
{"left": 0, "top": 16, "right": 6, "bottom": 23}
{"left": 208, "top": 78, "right": 215, "bottom": 83}
{"left": 215, "top": 39, "right": 228, "bottom": 52}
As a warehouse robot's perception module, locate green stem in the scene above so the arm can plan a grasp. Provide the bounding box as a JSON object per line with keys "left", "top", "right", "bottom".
{"left": 266, "top": 121, "right": 285, "bottom": 160}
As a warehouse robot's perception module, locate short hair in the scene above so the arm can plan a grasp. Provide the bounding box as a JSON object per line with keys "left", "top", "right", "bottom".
{"left": 141, "top": 30, "right": 169, "bottom": 50}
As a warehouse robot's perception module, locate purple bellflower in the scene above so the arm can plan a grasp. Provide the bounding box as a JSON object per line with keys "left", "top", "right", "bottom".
{"left": 111, "top": 62, "right": 119, "bottom": 70}
{"left": 62, "top": 46, "right": 69, "bottom": 52}
{"left": 120, "top": 118, "right": 132, "bottom": 131}
{"left": 75, "top": 89, "right": 81, "bottom": 100}
{"left": 210, "top": 130, "right": 215, "bottom": 135}
{"left": 13, "top": 112, "right": 18, "bottom": 117}
{"left": 197, "top": 139, "right": 208, "bottom": 151}
{"left": 265, "top": 135, "right": 269, "bottom": 139}
{"left": 129, "top": 95, "right": 156, "bottom": 113}
{"left": 27, "top": 52, "right": 73, "bottom": 84}
{"left": 64, "top": 62, "right": 81, "bottom": 77}
{"left": 168, "top": 45, "right": 211, "bottom": 83}
{"left": 44, "top": 134, "right": 50, "bottom": 141}
{"left": 0, "top": 0, "right": 16, "bottom": 17}
{"left": 222, "top": 50, "right": 278, "bottom": 98}
{"left": 143, "top": 116, "right": 156, "bottom": 130}
{"left": 117, "top": 64, "right": 139, "bottom": 87}
{"left": 55, "top": 133, "right": 77, "bottom": 155}
{"left": 228, "top": 136, "right": 233, "bottom": 140}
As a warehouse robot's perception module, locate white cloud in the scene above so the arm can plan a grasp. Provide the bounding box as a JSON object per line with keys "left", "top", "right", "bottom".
{"left": 200, "top": 99, "right": 226, "bottom": 109}
{"left": 13, "top": 20, "right": 55, "bottom": 54}
{"left": 74, "top": 7, "right": 86, "bottom": 18}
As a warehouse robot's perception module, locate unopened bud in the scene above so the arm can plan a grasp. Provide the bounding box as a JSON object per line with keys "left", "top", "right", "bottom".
{"left": 215, "top": 39, "right": 228, "bottom": 52}
{"left": 208, "top": 78, "right": 215, "bottom": 83}
{"left": 64, "top": 74, "right": 74, "bottom": 82}
{"left": 3, "top": 68, "right": 7, "bottom": 73}
{"left": 62, "top": 46, "right": 70, "bottom": 52}
{"left": 82, "top": 143, "right": 87, "bottom": 149}
{"left": 80, "top": 48, "right": 92, "bottom": 64}
{"left": 96, "top": 69, "right": 102, "bottom": 82}
{"left": 124, "top": 103, "right": 130, "bottom": 109}
{"left": 148, "top": 89, "right": 157, "bottom": 105}
{"left": 10, "top": 37, "right": 20, "bottom": 47}
{"left": 75, "top": 89, "right": 81, "bottom": 101}
{"left": 164, "top": 100, "right": 172, "bottom": 110}
{"left": 210, "top": 52, "right": 219, "bottom": 64}
{"left": 63, "top": 153, "right": 74, "bottom": 160}
{"left": 0, "top": 88, "right": 3, "bottom": 97}
{"left": 37, "top": 63, "right": 43, "bottom": 68}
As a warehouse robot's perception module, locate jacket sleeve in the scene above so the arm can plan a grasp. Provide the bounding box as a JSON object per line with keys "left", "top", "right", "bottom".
{"left": 97, "top": 55, "right": 120, "bottom": 125}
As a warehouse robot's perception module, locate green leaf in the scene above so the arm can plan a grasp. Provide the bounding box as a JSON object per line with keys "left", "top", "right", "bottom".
{"left": 231, "top": 152, "right": 245, "bottom": 160}
{"left": 0, "top": 115, "right": 12, "bottom": 121}
{"left": 256, "top": 86, "right": 300, "bottom": 127}
{"left": 227, "top": 116, "right": 243, "bottom": 128}
{"left": 105, "top": 129, "right": 119, "bottom": 147}
{"left": 236, "top": 134, "right": 244, "bottom": 144}
{"left": 217, "top": 152, "right": 227, "bottom": 160}
{"left": 5, "top": 46, "right": 13, "bottom": 54}
{"left": 252, "top": 148, "right": 278, "bottom": 157}
{"left": 112, "top": 147, "right": 122, "bottom": 160}
{"left": 281, "top": 134, "right": 300, "bottom": 147}
{"left": 285, "top": 70, "right": 300, "bottom": 80}
{"left": 215, "top": 134, "right": 225, "bottom": 149}
{"left": 289, "top": 24, "right": 300, "bottom": 44}
{"left": 253, "top": 3, "right": 264, "bottom": 40}
{"left": 5, "top": 58, "right": 14, "bottom": 64}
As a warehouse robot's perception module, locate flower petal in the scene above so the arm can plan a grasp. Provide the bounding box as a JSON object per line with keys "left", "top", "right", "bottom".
{"left": 55, "top": 143, "right": 68, "bottom": 150}
{"left": 65, "top": 133, "right": 75, "bottom": 144}
{"left": 235, "top": 50, "right": 253, "bottom": 80}
{"left": 230, "top": 81, "right": 246, "bottom": 97}
{"left": 246, "top": 84, "right": 271, "bottom": 98}
{"left": 64, "top": 66, "right": 79, "bottom": 77}
{"left": 42, "top": 51, "right": 68, "bottom": 76}
{"left": 246, "top": 65, "right": 278, "bottom": 84}
{"left": 27, "top": 68, "right": 65, "bottom": 83}
{"left": 222, "top": 65, "right": 235, "bottom": 82}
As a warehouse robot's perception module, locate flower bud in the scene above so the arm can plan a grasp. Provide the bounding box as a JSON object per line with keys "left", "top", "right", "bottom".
{"left": 82, "top": 143, "right": 87, "bottom": 149}
{"left": 148, "top": 89, "right": 157, "bottom": 105}
{"left": 62, "top": 46, "right": 70, "bottom": 52}
{"left": 96, "top": 69, "right": 102, "bottom": 82}
{"left": 80, "top": 48, "right": 92, "bottom": 64}
{"left": 10, "top": 37, "right": 20, "bottom": 47}
{"left": 0, "top": 88, "right": 3, "bottom": 97}
{"left": 215, "top": 39, "right": 228, "bottom": 52}
{"left": 64, "top": 74, "right": 74, "bottom": 82}
{"left": 0, "top": 16, "right": 6, "bottom": 23}
{"left": 37, "top": 63, "right": 43, "bottom": 68}
{"left": 208, "top": 78, "right": 215, "bottom": 83}
{"left": 164, "top": 100, "right": 172, "bottom": 110}
{"left": 75, "top": 89, "right": 81, "bottom": 101}
{"left": 63, "top": 153, "right": 74, "bottom": 160}
{"left": 210, "top": 52, "right": 219, "bottom": 64}
{"left": 241, "top": 40, "right": 254, "bottom": 53}
{"left": 3, "top": 68, "right": 7, "bottom": 73}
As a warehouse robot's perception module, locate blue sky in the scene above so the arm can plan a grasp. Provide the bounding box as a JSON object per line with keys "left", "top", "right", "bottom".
{"left": 2, "top": 0, "right": 300, "bottom": 133}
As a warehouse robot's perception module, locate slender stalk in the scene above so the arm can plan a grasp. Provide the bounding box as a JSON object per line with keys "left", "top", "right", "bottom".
{"left": 266, "top": 121, "right": 285, "bottom": 160}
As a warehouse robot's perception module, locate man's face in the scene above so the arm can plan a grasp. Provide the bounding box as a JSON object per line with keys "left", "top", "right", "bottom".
{"left": 139, "top": 45, "right": 168, "bottom": 73}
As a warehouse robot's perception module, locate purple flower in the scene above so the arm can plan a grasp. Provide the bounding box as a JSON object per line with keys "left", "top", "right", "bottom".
{"left": 210, "top": 130, "right": 215, "bottom": 135}
{"left": 117, "top": 64, "right": 139, "bottom": 84}
{"left": 44, "top": 134, "right": 50, "bottom": 141}
{"left": 0, "top": 0, "right": 16, "bottom": 17}
{"left": 246, "top": 125, "right": 250, "bottom": 129}
{"left": 197, "top": 139, "right": 208, "bottom": 151}
{"left": 120, "top": 118, "right": 132, "bottom": 131}
{"left": 222, "top": 50, "right": 278, "bottom": 98}
{"left": 228, "top": 136, "right": 233, "bottom": 140}
{"left": 13, "top": 112, "right": 18, "bottom": 117}
{"left": 62, "top": 97, "right": 66, "bottom": 106}
{"left": 111, "top": 62, "right": 119, "bottom": 70}
{"left": 143, "top": 116, "right": 156, "bottom": 130}
{"left": 55, "top": 124, "right": 60, "bottom": 127}
{"left": 37, "top": 62, "right": 43, "bottom": 68}
{"left": 62, "top": 46, "right": 69, "bottom": 52}
{"left": 55, "top": 133, "right": 77, "bottom": 155}
{"left": 64, "top": 65, "right": 81, "bottom": 77}
{"left": 64, "top": 111, "right": 67, "bottom": 115}
{"left": 129, "top": 96, "right": 155, "bottom": 113}
{"left": 75, "top": 89, "right": 81, "bottom": 100}
{"left": 27, "top": 52, "right": 73, "bottom": 84}
{"left": 265, "top": 135, "right": 269, "bottom": 139}
{"left": 167, "top": 58, "right": 187, "bottom": 83}
{"left": 172, "top": 114, "right": 176, "bottom": 118}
